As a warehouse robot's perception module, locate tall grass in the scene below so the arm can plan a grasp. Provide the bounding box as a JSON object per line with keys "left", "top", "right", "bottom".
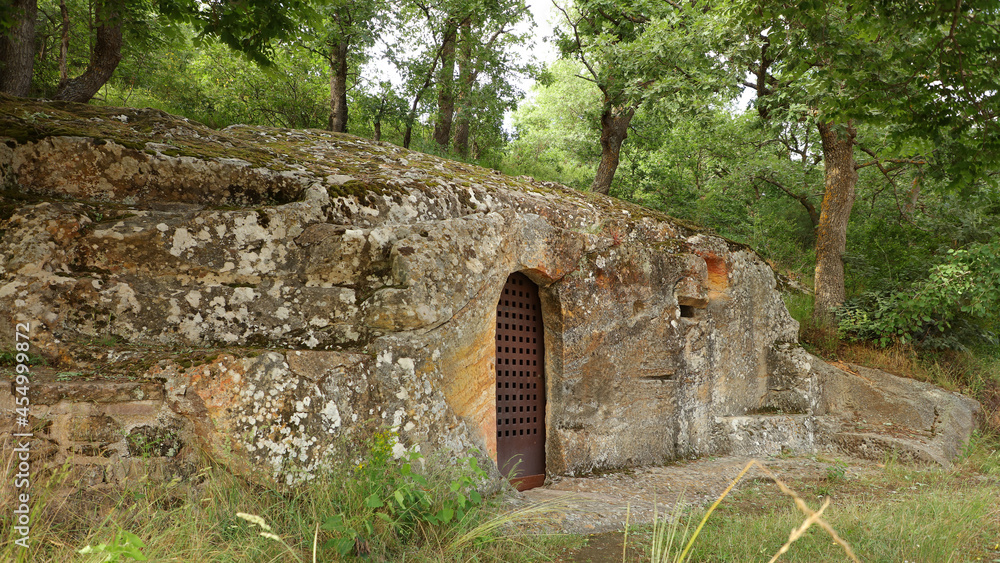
{"left": 632, "top": 460, "right": 859, "bottom": 563}
{"left": 679, "top": 468, "right": 999, "bottom": 562}
{"left": 628, "top": 439, "right": 1000, "bottom": 563}
{"left": 0, "top": 432, "right": 570, "bottom": 562}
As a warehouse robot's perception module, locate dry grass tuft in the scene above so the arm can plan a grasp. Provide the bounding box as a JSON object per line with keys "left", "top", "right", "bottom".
{"left": 642, "top": 459, "right": 859, "bottom": 563}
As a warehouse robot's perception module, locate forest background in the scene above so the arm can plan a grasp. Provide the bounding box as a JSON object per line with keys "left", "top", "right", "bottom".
{"left": 2, "top": 0, "right": 999, "bottom": 378}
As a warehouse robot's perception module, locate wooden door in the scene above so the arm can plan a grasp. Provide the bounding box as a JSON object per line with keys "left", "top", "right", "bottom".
{"left": 495, "top": 272, "right": 545, "bottom": 491}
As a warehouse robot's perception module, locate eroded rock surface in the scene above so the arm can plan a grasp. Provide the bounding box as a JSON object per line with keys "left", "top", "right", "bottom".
{"left": 0, "top": 96, "right": 980, "bottom": 487}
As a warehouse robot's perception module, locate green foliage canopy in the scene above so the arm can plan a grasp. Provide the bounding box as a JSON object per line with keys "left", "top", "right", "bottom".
{"left": 156, "top": 0, "right": 312, "bottom": 66}
{"left": 729, "top": 0, "right": 1000, "bottom": 187}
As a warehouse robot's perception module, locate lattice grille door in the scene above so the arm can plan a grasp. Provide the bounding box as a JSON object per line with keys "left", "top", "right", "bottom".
{"left": 495, "top": 272, "right": 546, "bottom": 491}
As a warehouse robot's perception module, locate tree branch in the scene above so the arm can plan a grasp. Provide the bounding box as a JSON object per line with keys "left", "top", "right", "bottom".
{"left": 855, "top": 144, "right": 928, "bottom": 220}
{"left": 756, "top": 174, "right": 819, "bottom": 227}
{"left": 596, "top": 7, "right": 649, "bottom": 25}
{"left": 552, "top": 0, "right": 601, "bottom": 88}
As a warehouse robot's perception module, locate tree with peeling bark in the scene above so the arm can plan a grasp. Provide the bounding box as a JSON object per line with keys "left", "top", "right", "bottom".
{"left": 553, "top": 0, "right": 725, "bottom": 195}
{"left": 730, "top": 0, "right": 1000, "bottom": 325}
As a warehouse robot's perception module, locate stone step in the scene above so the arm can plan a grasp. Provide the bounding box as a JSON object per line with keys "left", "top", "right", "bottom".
{"left": 711, "top": 414, "right": 819, "bottom": 457}
{"left": 825, "top": 431, "right": 948, "bottom": 467}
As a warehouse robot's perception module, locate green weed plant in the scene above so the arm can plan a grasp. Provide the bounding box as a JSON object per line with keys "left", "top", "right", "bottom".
{"left": 1, "top": 429, "right": 566, "bottom": 562}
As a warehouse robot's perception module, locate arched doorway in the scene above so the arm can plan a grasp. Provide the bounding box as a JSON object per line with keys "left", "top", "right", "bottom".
{"left": 495, "top": 272, "right": 546, "bottom": 491}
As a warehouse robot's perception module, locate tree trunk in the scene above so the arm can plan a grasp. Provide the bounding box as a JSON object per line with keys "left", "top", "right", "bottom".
{"left": 328, "top": 39, "right": 349, "bottom": 133}
{"left": 404, "top": 90, "right": 422, "bottom": 148}
{"left": 403, "top": 94, "right": 421, "bottom": 149}
{"left": 403, "top": 48, "right": 442, "bottom": 149}
{"left": 813, "top": 120, "right": 858, "bottom": 326}
{"left": 453, "top": 110, "right": 470, "bottom": 156}
{"left": 0, "top": 0, "right": 37, "bottom": 97}
{"left": 59, "top": 0, "right": 69, "bottom": 82}
{"left": 591, "top": 105, "right": 635, "bottom": 195}
{"left": 453, "top": 19, "right": 473, "bottom": 157}
{"left": 760, "top": 177, "right": 820, "bottom": 227}
{"left": 433, "top": 21, "right": 457, "bottom": 151}
{"left": 54, "top": 0, "right": 122, "bottom": 103}
{"left": 372, "top": 94, "right": 385, "bottom": 142}
{"left": 905, "top": 176, "right": 921, "bottom": 215}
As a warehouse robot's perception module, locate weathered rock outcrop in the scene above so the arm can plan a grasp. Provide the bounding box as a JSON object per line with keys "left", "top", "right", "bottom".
{"left": 0, "top": 96, "right": 980, "bottom": 487}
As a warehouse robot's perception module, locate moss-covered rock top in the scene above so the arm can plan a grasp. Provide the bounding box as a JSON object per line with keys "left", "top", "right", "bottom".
{"left": 1, "top": 93, "right": 269, "bottom": 159}
{"left": 0, "top": 94, "right": 711, "bottom": 241}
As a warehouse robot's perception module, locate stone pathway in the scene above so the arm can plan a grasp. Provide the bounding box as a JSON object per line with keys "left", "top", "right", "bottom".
{"left": 511, "top": 454, "right": 880, "bottom": 535}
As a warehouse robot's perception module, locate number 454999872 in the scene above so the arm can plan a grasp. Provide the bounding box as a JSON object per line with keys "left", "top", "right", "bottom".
{"left": 13, "top": 322, "right": 31, "bottom": 413}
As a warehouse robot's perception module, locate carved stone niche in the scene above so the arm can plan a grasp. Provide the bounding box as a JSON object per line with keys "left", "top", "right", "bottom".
{"left": 675, "top": 255, "right": 709, "bottom": 318}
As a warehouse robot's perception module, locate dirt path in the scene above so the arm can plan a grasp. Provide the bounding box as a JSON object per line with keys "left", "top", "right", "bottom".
{"left": 515, "top": 455, "right": 877, "bottom": 535}
{"left": 509, "top": 454, "right": 885, "bottom": 562}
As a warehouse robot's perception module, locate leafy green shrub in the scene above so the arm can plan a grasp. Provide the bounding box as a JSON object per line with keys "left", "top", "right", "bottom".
{"left": 318, "top": 430, "right": 490, "bottom": 558}
{"left": 77, "top": 529, "right": 148, "bottom": 562}
{"left": 838, "top": 241, "right": 1000, "bottom": 349}
{"left": 221, "top": 428, "right": 517, "bottom": 561}
{"left": 825, "top": 461, "right": 847, "bottom": 483}
{"left": 2, "top": 425, "right": 564, "bottom": 562}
